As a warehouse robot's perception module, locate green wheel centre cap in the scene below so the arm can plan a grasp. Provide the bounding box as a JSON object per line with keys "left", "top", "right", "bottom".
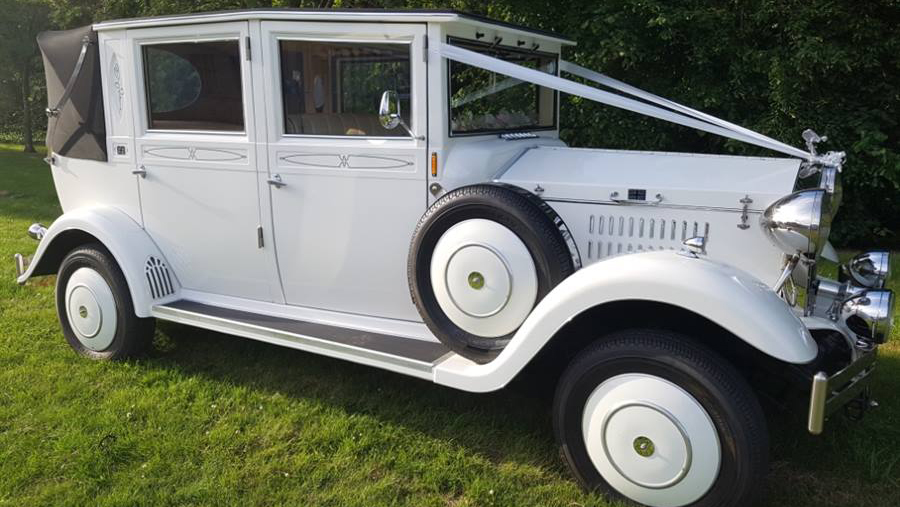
{"left": 633, "top": 436, "right": 655, "bottom": 457}
{"left": 468, "top": 271, "right": 485, "bottom": 290}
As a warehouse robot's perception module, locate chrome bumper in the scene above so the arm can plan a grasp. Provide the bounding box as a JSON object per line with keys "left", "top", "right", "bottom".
{"left": 808, "top": 349, "right": 876, "bottom": 434}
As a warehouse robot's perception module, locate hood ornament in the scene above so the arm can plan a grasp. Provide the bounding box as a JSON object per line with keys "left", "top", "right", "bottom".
{"left": 799, "top": 129, "right": 846, "bottom": 177}
{"left": 802, "top": 129, "right": 827, "bottom": 157}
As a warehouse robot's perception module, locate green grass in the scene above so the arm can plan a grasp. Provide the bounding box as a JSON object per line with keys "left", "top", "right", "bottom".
{"left": 0, "top": 142, "right": 898, "bottom": 507}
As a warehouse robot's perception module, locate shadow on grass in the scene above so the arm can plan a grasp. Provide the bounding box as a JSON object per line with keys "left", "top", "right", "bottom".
{"left": 148, "top": 321, "right": 570, "bottom": 478}
{"left": 146, "top": 319, "right": 900, "bottom": 502}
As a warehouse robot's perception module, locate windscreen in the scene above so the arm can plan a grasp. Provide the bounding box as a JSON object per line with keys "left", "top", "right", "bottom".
{"left": 448, "top": 37, "right": 557, "bottom": 135}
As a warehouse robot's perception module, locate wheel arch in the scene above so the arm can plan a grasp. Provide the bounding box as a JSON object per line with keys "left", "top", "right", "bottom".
{"left": 432, "top": 251, "right": 818, "bottom": 392}
{"left": 17, "top": 206, "right": 178, "bottom": 317}
{"left": 527, "top": 299, "right": 798, "bottom": 393}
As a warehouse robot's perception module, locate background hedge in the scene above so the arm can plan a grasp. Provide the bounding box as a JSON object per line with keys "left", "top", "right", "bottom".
{"left": 2, "top": 0, "right": 897, "bottom": 246}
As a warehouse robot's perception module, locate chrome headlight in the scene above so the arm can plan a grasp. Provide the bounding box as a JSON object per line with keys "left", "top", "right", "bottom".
{"left": 843, "top": 251, "right": 890, "bottom": 289}
{"left": 760, "top": 189, "right": 832, "bottom": 257}
{"left": 842, "top": 289, "right": 895, "bottom": 343}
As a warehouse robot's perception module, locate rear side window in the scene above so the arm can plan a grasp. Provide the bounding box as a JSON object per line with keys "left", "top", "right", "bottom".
{"left": 278, "top": 40, "right": 411, "bottom": 137}
{"left": 142, "top": 40, "right": 244, "bottom": 132}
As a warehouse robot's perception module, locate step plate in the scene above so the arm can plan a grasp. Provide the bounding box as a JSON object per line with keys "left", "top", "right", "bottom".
{"left": 153, "top": 300, "right": 452, "bottom": 379}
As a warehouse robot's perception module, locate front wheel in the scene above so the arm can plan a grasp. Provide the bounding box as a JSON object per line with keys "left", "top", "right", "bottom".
{"left": 553, "top": 330, "right": 769, "bottom": 507}
{"left": 56, "top": 244, "right": 155, "bottom": 360}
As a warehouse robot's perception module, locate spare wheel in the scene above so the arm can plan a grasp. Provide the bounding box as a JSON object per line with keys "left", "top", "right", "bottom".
{"left": 408, "top": 184, "right": 576, "bottom": 363}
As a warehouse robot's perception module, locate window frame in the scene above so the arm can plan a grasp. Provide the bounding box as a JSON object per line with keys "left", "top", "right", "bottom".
{"left": 445, "top": 36, "right": 560, "bottom": 138}
{"left": 137, "top": 35, "right": 248, "bottom": 136}
{"left": 274, "top": 36, "right": 415, "bottom": 140}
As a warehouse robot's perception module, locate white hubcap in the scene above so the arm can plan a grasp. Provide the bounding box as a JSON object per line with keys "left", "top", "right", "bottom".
{"left": 65, "top": 267, "right": 118, "bottom": 351}
{"left": 582, "top": 374, "right": 721, "bottom": 507}
{"left": 430, "top": 219, "right": 537, "bottom": 338}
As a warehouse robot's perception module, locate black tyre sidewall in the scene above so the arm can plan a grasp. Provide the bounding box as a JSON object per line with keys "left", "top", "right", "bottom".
{"left": 554, "top": 333, "right": 768, "bottom": 507}
{"left": 56, "top": 244, "right": 153, "bottom": 360}
{"left": 409, "top": 185, "right": 574, "bottom": 360}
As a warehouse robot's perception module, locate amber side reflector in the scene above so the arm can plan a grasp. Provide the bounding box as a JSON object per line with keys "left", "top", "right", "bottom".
{"left": 431, "top": 152, "right": 438, "bottom": 177}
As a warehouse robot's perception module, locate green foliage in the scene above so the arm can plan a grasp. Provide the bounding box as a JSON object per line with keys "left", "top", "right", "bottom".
{"left": 1, "top": 0, "right": 897, "bottom": 245}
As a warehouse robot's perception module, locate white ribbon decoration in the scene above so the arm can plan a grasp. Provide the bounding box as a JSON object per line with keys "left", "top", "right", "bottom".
{"left": 436, "top": 42, "right": 811, "bottom": 160}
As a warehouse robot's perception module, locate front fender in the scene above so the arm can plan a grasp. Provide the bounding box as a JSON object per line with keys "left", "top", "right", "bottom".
{"left": 17, "top": 206, "right": 179, "bottom": 317}
{"left": 434, "top": 250, "right": 816, "bottom": 392}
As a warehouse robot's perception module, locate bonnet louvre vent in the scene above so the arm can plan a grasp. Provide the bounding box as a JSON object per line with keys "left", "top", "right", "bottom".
{"left": 584, "top": 214, "right": 710, "bottom": 261}
{"left": 145, "top": 256, "right": 174, "bottom": 299}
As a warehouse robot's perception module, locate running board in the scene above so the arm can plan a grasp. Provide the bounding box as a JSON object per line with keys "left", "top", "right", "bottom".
{"left": 152, "top": 300, "right": 453, "bottom": 380}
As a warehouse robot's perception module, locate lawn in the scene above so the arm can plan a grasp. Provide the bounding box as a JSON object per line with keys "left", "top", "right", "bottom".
{"left": 0, "top": 143, "right": 898, "bottom": 507}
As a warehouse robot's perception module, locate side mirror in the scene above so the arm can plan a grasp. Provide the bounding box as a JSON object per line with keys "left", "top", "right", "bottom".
{"left": 379, "top": 90, "right": 402, "bottom": 130}
{"left": 378, "top": 90, "right": 422, "bottom": 139}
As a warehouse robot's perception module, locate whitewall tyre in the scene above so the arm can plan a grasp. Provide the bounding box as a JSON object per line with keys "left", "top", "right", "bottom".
{"left": 408, "top": 184, "right": 575, "bottom": 363}
{"left": 56, "top": 244, "right": 155, "bottom": 360}
{"left": 553, "top": 330, "right": 769, "bottom": 507}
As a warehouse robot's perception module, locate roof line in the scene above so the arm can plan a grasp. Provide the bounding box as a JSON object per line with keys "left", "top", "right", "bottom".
{"left": 92, "top": 8, "right": 575, "bottom": 44}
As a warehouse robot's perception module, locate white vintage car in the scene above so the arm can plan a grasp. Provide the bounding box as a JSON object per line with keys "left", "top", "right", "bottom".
{"left": 16, "top": 8, "right": 893, "bottom": 507}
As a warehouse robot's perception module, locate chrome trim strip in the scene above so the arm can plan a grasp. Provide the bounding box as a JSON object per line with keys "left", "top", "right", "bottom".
{"left": 152, "top": 303, "right": 441, "bottom": 379}
{"left": 544, "top": 197, "right": 761, "bottom": 214}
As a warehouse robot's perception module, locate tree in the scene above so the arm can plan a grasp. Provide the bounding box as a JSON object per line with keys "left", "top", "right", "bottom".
{"left": 0, "top": 0, "right": 51, "bottom": 152}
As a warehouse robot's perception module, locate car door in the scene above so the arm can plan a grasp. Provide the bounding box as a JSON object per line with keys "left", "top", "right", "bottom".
{"left": 131, "top": 22, "right": 280, "bottom": 302}
{"left": 259, "top": 21, "right": 428, "bottom": 321}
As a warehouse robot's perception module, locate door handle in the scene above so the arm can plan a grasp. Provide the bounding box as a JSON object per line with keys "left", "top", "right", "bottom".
{"left": 267, "top": 174, "right": 286, "bottom": 188}
{"left": 132, "top": 165, "right": 147, "bottom": 178}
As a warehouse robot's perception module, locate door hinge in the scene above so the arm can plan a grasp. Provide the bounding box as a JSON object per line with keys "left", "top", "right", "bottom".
{"left": 245, "top": 36, "right": 251, "bottom": 61}
{"left": 737, "top": 195, "right": 753, "bottom": 230}
{"left": 257, "top": 225, "right": 264, "bottom": 248}
{"left": 423, "top": 35, "right": 428, "bottom": 63}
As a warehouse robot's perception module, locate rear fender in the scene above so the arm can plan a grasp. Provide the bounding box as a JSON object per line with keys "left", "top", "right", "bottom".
{"left": 17, "top": 206, "right": 179, "bottom": 317}
{"left": 433, "top": 250, "right": 816, "bottom": 392}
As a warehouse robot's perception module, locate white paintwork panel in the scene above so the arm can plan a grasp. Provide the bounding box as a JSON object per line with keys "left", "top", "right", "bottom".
{"left": 50, "top": 155, "right": 141, "bottom": 224}
{"left": 129, "top": 22, "right": 279, "bottom": 302}
{"left": 434, "top": 251, "right": 817, "bottom": 393}
{"left": 260, "top": 21, "right": 428, "bottom": 321}
{"left": 500, "top": 146, "right": 801, "bottom": 211}
{"left": 17, "top": 206, "right": 180, "bottom": 317}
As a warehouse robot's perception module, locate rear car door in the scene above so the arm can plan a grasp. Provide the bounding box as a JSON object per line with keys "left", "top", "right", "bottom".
{"left": 130, "top": 22, "right": 280, "bottom": 302}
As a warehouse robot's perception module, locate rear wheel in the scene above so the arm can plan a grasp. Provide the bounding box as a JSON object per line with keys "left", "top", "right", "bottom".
{"left": 56, "top": 244, "right": 155, "bottom": 360}
{"left": 553, "top": 329, "right": 768, "bottom": 507}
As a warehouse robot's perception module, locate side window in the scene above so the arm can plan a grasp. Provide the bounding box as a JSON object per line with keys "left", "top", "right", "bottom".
{"left": 279, "top": 40, "right": 411, "bottom": 137}
{"left": 448, "top": 38, "right": 557, "bottom": 136}
{"left": 142, "top": 40, "right": 244, "bottom": 132}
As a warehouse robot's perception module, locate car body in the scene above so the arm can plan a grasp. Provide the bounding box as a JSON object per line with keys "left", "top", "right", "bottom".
{"left": 15, "top": 9, "right": 894, "bottom": 507}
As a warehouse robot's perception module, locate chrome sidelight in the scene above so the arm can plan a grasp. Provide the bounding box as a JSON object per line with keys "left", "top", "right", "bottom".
{"left": 27, "top": 223, "right": 47, "bottom": 241}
